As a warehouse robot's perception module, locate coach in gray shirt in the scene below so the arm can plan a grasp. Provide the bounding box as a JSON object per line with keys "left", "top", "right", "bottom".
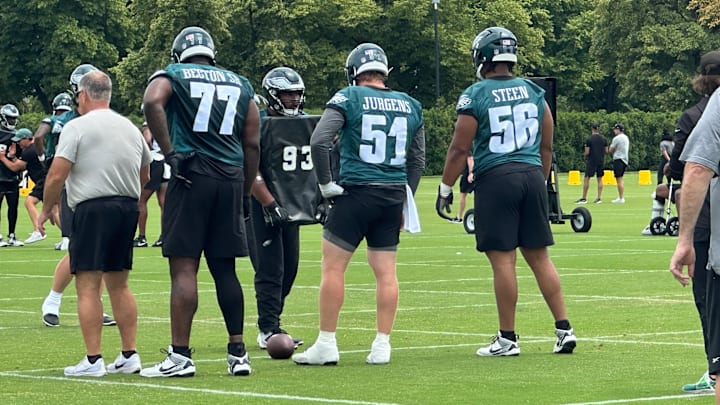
{"left": 38, "top": 70, "right": 152, "bottom": 377}
{"left": 669, "top": 83, "right": 720, "bottom": 402}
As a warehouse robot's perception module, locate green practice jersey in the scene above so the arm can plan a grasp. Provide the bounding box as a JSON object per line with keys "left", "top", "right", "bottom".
{"left": 42, "top": 109, "right": 79, "bottom": 158}
{"left": 326, "top": 85, "right": 423, "bottom": 185}
{"left": 159, "top": 63, "right": 255, "bottom": 167}
{"left": 455, "top": 77, "right": 546, "bottom": 176}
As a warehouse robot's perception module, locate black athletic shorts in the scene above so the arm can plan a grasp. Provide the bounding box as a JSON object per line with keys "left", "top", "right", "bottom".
{"left": 0, "top": 181, "right": 18, "bottom": 194}
{"left": 28, "top": 178, "right": 44, "bottom": 200}
{"left": 323, "top": 185, "right": 404, "bottom": 252}
{"left": 459, "top": 173, "right": 474, "bottom": 194}
{"left": 613, "top": 159, "right": 627, "bottom": 178}
{"left": 60, "top": 188, "right": 73, "bottom": 237}
{"left": 584, "top": 161, "right": 604, "bottom": 178}
{"left": 162, "top": 173, "right": 248, "bottom": 259}
{"left": 69, "top": 196, "right": 138, "bottom": 274}
{"left": 473, "top": 163, "right": 554, "bottom": 252}
{"left": 144, "top": 160, "right": 166, "bottom": 192}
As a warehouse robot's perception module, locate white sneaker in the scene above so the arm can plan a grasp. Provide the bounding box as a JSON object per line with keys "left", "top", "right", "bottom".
{"left": 25, "top": 231, "right": 46, "bottom": 244}
{"left": 0, "top": 236, "right": 7, "bottom": 247}
{"left": 476, "top": 332, "right": 520, "bottom": 356}
{"left": 641, "top": 225, "right": 652, "bottom": 236}
{"left": 42, "top": 296, "right": 61, "bottom": 327}
{"left": 227, "top": 352, "right": 252, "bottom": 376}
{"left": 554, "top": 328, "right": 577, "bottom": 353}
{"left": 64, "top": 356, "right": 107, "bottom": 377}
{"left": 7, "top": 234, "right": 24, "bottom": 246}
{"left": 292, "top": 342, "right": 339, "bottom": 365}
{"left": 612, "top": 198, "right": 625, "bottom": 203}
{"left": 366, "top": 340, "right": 391, "bottom": 365}
{"left": 140, "top": 346, "right": 195, "bottom": 377}
{"left": 258, "top": 329, "right": 303, "bottom": 349}
{"left": 107, "top": 352, "right": 142, "bottom": 374}
{"left": 59, "top": 237, "right": 69, "bottom": 251}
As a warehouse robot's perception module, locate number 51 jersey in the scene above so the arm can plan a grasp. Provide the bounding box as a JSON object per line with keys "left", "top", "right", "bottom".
{"left": 159, "top": 63, "right": 255, "bottom": 167}
{"left": 326, "top": 85, "right": 423, "bottom": 186}
{"left": 456, "top": 77, "right": 547, "bottom": 176}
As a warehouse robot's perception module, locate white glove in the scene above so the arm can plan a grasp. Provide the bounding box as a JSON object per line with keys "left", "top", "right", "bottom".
{"left": 319, "top": 182, "right": 345, "bottom": 199}
{"left": 38, "top": 154, "right": 45, "bottom": 162}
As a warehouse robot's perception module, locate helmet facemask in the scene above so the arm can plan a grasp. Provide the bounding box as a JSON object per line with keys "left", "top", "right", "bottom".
{"left": 0, "top": 104, "right": 19, "bottom": 130}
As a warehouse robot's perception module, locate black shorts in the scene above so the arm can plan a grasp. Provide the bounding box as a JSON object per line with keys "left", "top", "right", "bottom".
{"left": 28, "top": 178, "right": 45, "bottom": 200}
{"left": 144, "top": 160, "right": 167, "bottom": 191}
{"left": 69, "top": 196, "right": 138, "bottom": 274}
{"left": 473, "top": 164, "right": 554, "bottom": 251}
{"left": 613, "top": 159, "right": 627, "bottom": 178}
{"left": 459, "top": 173, "right": 474, "bottom": 194}
{"left": 60, "top": 188, "right": 74, "bottom": 237}
{"left": 584, "top": 161, "right": 604, "bottom": 178}
{"left": 323, "top": 186, "right": 403, "bottom": 252}
{"left": 162, "top": 173, "right": 248, "bottom": 259}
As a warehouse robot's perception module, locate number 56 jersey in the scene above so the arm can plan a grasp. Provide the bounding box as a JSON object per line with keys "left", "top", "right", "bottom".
{"left": 456, "top": 77, "right": 547, "bottom": 176}
{"left": 159, "top": 63, "right": 255, "bottom": 167}
{"left": 327, "top": 85, "right": 423, "bottom": 186}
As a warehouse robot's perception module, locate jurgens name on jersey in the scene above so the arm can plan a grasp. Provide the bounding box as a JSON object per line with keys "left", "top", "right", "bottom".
{"left": 180, "top": 68, "right": 242, "bottom": 85}
{"left": 491, "top": 85, "right": 530, "bottom": 103}
{"left": 361, "top": 97, "right": 412, "bottom": 114}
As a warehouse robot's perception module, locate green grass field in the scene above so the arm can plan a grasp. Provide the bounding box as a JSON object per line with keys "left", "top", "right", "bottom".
{"left": 0, "top": 172, "right": 713, "bottom": 404}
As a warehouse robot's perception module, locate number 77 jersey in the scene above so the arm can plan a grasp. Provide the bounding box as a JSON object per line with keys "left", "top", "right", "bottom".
{"left": 456, "top": 77, "right": 547, "bottom": 175}
{"left": 157, "top": 63, "right": 256, "bottom": 167}
{"left": 326, "top": 85, "right": 424, "bottom": 186}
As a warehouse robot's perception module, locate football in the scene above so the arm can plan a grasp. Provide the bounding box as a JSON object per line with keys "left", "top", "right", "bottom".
{"left": 266, "top": 333, "right": 296, "bottom": 359}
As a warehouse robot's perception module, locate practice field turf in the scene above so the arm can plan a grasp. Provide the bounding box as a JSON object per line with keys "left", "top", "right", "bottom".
{"left": 0, "top": 172, "right": 713, "bottom": 404}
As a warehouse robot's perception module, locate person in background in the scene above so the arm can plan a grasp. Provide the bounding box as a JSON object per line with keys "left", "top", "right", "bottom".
{"left": 575, "top": 123, "right": 607, "bottom": 204}
{"left": 450, "top": 153, "right": 474, "bottom": 223}
{"left": 436, "top": 26, "right": 576, "bottom": 357}
{"left": 658, "top": 129, "right": 674, "bottom": 185}
{"left": 0, "top": 104, "right": 23, "bottom": 247}
{"left": 132, "top": 120, "right": 167, "bottom": 248}
{"left": 0, "top": 128, "right": 59, "bottom": 243}
{"left": 609, "top": 123, "right": 629, "bottom": 203}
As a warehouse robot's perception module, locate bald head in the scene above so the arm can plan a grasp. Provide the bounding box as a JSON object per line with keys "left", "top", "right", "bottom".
{"left": 78, "top": 70, "right": 112, "bottom": 102}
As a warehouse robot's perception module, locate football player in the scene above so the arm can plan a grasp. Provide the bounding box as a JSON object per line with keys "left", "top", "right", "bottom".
{"left": 250, "top": 67, "right": 310, "bottom": 349}
{"left": 436, "top": 26, "right": 576, "bottom": 357}
{"left": 292, "top": 43, "right": 425, "bottom": 366}
{"left": 140, "top": 26, "right": 260, "bottom": 378}
{"left": 0, "top": 104, "right": 23, "bottom": 247}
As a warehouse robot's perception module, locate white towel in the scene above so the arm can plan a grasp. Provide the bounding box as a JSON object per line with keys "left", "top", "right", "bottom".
{"left": 403, "top": 184, "right": 421, "bottom": 233}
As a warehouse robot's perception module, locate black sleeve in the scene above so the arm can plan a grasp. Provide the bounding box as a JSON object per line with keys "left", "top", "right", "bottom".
{"left": 406, "top": 125, "right": 425, "bottom": 194}
{"left": 669, "top": 111, "right": 694, "bottom": 180}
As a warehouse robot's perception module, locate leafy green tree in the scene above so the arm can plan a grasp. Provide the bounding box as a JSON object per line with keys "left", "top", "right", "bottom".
{"left": 0, "top": 0, "right": 135, "bottom": 113}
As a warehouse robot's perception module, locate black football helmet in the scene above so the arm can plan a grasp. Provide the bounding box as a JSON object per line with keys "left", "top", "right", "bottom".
{"left": 0, "top": 104, "right": 19, "bottom": 130}
{"left": 344, "top": 43, "right": 389, "bottom": 86}
{"left": 471, "top": 27, "right": 518, "bottom": 79}
{"left": 262, "top": 67, "right": 305, "bottom": 116}
{"left": 69, "top": 63, "right": 98, "bottom": 97}
{"left": 52, "top": 92, "right": 73, "bottom": 113}
{"left": 172, "top": 26, "right": 215, "bottom": 64}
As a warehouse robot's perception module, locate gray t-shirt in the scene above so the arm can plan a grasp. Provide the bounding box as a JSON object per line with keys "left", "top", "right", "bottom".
{"left": 55, "top": 109, "right": 152, "bottom": 210}
{"left": 681, "top": 88, "right": 720, "bottom": 270}
{"left": 610, "top": 133, "right": 629, "bottom": 164}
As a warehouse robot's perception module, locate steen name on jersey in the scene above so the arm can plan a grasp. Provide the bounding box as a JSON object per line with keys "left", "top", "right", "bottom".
{"left": 361, "top": 97, "right": 412, "bottom": 114}
{"left": 491, "top": 86, "right": 530, "bottom": 103}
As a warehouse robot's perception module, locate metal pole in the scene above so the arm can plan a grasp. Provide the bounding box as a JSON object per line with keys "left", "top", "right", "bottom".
{"left": 432, "top": 0, "right": 440, "bottom": 99}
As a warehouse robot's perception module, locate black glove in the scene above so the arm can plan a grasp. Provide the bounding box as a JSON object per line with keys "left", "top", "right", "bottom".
{"left": 164, "top": 151, "right": 192, "bottom": 188}
{"left": 243, "top": 196, "right": 252, "bottom": 222}
{"left": 315, "top": 199, "right": 331, "bottom": 225}
{"left": 435, "top": 186, "right": 454, "bottom": 220}
{"left": 263, "top": 201, "right": 289, "bottom": 227}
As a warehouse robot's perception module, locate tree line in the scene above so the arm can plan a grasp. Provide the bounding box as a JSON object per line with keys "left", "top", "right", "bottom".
{"left": 1, "top": 0, "right": 717, "bottom": 173}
